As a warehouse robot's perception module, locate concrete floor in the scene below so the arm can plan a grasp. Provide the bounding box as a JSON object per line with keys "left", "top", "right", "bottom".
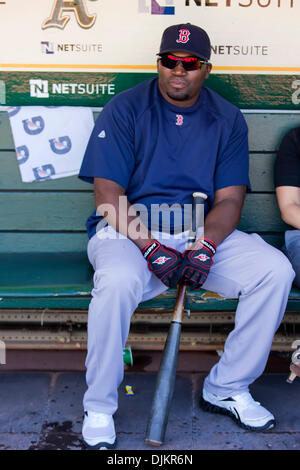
{"left": 0, "top": 365, "right": 299, "bottom": 450}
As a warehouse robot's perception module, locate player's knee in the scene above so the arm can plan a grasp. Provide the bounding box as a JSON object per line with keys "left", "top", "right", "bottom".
{"left": 279, "top": 257, "right": 295, "bottom": 285}
{"left": 266, "top": 250, "right": 295, "bottom": 285}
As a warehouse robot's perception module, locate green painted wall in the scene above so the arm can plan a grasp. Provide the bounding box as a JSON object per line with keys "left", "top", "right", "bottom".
{"left": 1, "top": 72, "right": 300, "bottom": 109}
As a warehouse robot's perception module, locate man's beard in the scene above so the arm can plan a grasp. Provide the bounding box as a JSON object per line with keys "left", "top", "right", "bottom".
{"left": 166, "top": 90, "right": 189, "bottom": 102}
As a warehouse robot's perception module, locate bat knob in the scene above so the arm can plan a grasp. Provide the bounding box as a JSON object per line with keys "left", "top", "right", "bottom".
{"left": 193, "top": 192, "right": 208, "bottom": 201}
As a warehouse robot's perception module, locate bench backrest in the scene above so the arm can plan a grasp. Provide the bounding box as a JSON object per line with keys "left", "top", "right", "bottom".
{"left": 0, "top": 110, "right": 299, "bottom": 255}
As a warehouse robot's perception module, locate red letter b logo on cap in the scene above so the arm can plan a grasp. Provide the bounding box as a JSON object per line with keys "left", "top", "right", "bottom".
{"left": 176, "top": 29, "right": 190, "bottom": 44}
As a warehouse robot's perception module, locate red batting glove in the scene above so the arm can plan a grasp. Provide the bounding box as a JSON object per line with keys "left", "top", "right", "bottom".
{"left": 179, "top": 238, "right": 216, "bottom": 290}
{"left": 142, "top": 240, "right": 183, "bottom": 288}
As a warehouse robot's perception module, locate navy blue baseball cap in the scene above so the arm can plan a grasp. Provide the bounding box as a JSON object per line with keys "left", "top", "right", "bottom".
{"left": 158, "top": 23, "right": 211, "bottom": 61}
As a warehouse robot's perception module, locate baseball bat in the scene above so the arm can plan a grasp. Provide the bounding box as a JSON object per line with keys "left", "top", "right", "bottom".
{"left": 145, "top": 192, "right": 207, "bottom": 447}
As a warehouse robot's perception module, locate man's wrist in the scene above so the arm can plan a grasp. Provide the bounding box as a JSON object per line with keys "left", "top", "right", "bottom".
{"left": 137, "top": 238, "right": 158, "bottom": 253}
{"left": 141, "top": 240, "right": 160, "bottom": 259}
{"left": 193, "top": 238, "right": 217, "bottom": 255}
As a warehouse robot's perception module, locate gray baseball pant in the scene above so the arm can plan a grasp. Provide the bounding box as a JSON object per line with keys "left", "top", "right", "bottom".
{"left": 83, "top": 227, "right": 294, "bottom": 414}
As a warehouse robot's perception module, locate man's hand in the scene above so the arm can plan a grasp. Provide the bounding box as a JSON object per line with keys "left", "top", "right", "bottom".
{"left": 179, "top": 239, "right": 216, "bottom": 290}
{"left": 142, "top": 241, "right": 183, "bottom": 288}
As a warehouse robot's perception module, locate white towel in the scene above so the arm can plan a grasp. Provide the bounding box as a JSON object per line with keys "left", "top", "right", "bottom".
{"left": 7, "top": 106, "right": 94, "bottom": 182}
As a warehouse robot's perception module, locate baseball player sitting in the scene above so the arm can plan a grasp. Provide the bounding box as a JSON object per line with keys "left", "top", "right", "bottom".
{"left": 78, "top": 23, "right": 295, "bottom": 449}
{"left": 275, "top": 126, "right": 300, "bottom": 288}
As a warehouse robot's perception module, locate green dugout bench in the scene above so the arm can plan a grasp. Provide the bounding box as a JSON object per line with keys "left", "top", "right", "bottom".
{"left": 0, "top": 110, "right": 300, "bottom": 353}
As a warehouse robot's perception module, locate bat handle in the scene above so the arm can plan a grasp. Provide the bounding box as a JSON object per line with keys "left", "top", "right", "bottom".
{"left": 187, "top": 192, "right": 208, "bottom": 248}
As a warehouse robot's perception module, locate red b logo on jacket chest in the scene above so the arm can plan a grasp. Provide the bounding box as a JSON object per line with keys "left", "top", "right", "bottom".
{"left": 176, "top": 114, "right": 184, "bottom": 126}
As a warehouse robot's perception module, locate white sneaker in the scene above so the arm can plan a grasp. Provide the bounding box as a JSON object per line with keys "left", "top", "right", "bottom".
{"left": 82, "top": 411, "right": 116, "bottom": 450}
{"left": 200, "top": 388, "right": 275, "bottom": 431}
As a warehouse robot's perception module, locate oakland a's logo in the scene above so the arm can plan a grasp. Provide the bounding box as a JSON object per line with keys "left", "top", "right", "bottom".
{"left": 49, "top": 136, "right": 72, "bottom": 154}
{"left": 42, "top": 0, "right": 97, "bottom": 30}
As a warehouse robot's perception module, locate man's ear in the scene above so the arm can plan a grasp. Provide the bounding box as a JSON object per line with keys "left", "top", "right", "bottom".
{"left": 205, "top": 63, "right": 212, "bottom": 79}
{"left": 156, "top": 58, "right": 160, "bottom": 72}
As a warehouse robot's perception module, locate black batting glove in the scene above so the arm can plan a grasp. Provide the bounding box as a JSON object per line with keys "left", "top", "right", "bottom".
{"left": 179, "top": 238, "right": 216, "bottom": 291}
{"left": 142, "top": 240, "right": 183, "bottom": 288}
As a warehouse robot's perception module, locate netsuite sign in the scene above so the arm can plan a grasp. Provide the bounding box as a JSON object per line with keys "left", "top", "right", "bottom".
{"left": 29, "top": 79, "right": 115, "bottom": 98}
{"left": 138, "top": 0, "right": 294, "bottom": 13}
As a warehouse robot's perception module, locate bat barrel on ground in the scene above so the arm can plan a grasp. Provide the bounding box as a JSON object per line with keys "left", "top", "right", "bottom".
{"left": 145, "top": 191, "right": 207, "bottom": 447}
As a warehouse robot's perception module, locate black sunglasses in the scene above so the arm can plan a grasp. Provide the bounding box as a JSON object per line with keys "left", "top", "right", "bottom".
{"left": 159, "top": 54, "right": 208, "bottom": 72}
